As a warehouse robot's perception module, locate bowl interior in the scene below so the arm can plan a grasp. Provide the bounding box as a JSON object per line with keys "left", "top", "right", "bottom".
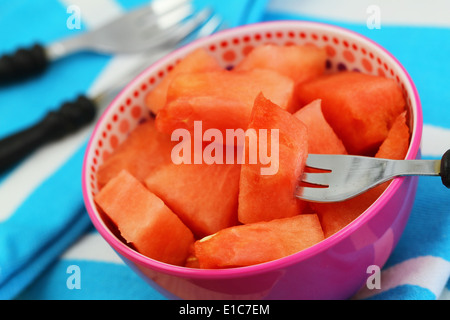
{"left": 82, "top": 21, "right": 421, "bottom": 275}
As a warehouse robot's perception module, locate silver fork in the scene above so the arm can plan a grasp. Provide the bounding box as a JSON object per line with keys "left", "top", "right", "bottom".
{"left": 296, "top": 150, "right": 450, "bottom": 203}
{"left": 0, "top": 9, "right": 221, "bottom": 173}
{"left": 47, "top": 0, "right": 197, "bottom": 58}
{"left": 0, "top": 0, "right": 195, "bottom": 84}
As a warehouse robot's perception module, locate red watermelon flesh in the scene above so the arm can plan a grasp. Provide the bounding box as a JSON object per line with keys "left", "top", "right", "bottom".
{"left": 155, "top": 96, "right": 251, "bottom": 135}
{"left": 310, "top": 184, "right": 387, "bottom": 238}
{"left": 94, "top": 170, "right": 194, "bottom": 266}
{"left": 296, "top": 71, "right": 406, "bottom": 156}
{"left": 375, "top": 111, "right": 410, "bottom": 160}
{"left": 238, "top": 93, "right": 308, "bottom": 224}
{"left": 185, "top": 246, "right": 200, "bottom": 268}
{"left": 93, "top": 44, "right": 413, "bottom": 267}
{"left": 145, "top": 48, "right": 222, "bottom": 115}
{"left": 144, "top": 159, "right": 241, "bottom": 238}
{"left": 311, "top": 111, "right": 411, "bottom": 238}
{"left": 155, "top": 68, "right": 295, "bottom": 135}
{"left": 96, "top": 118, "right": 175, "bottom": 189}
{"left": 236, "top": 43, "right": 327, "bottom": 85}
{"left": 165, "top": 69, "right": 295, "bottom": 110}
{"left": 194, "top": 214, "right": 325, "bottom": 269}
{"left": 293, "top": 99, "right": 347, "bottom": 155}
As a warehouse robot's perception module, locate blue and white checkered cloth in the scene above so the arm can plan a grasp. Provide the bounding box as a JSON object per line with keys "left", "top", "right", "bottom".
{"left": 0, "top": 0, "right": 449, "bottom": 300}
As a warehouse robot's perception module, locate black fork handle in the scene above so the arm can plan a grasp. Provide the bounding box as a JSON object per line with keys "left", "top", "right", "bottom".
{"left": 440, "top": 149, "right": 450, "bottom": 188}
{"left": 0, "top": 43, "right": 49, "bottom": 84}
{"left": 0, "top": 95, "right": 97, "bottom": 173}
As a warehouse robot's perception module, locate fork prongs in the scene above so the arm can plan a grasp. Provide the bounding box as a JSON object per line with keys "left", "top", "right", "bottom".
{"left": 139, "top": 1, "right": 194, "bottom": 30}
{"left": 155, "top": 7, "right": 215, "bottom": 47}
{"left": 296, "top": 154, "right": 349, "bottom": 203}
{"left": 304, "top": 153, "right": 337, "bottom": 171}
{"left": 296, "top": 173, "right": 353, "bottom": 203}
{"left": 300, "top": 153, "right": 335, "bottom": 188}
{"left": 150, "top": 0, "right": 193, "bottom": 16}
{"left": 301, "top": 171, "right": 331, "bottom": 187}
{"left": 296, "top": 172, "right": 334, "bottom": 203}
{"left": 195, "top": 12, "right": 224, "bottom": 38}
{"left": 172, "top": 8, "right": 219, "bottom": 43}
{"left": 103, "top": 0, "right": 189, "bottom": 26}
{"left": 297, "top": 154, "right": 391, "bottom": 202}
{"left": 132, "top": 0, "right": 192, "bottom": 21}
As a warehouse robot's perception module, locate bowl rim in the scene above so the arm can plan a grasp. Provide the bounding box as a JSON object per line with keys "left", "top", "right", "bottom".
{"left": 82, "top": 19, "right": 422, "bottom": 279}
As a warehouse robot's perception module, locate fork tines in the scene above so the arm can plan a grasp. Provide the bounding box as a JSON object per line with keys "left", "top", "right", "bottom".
{"left": 296, "top": 154, "right": 387, "bottom": 203}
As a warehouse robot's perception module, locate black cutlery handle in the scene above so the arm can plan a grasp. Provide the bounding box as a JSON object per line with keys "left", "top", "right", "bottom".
{"left": 0, "top": 95, "right": 97, "bottom": 173}
{"left": 0, "top": 43, "right": 49, "bottom": 84}
{"left": 440, "top": 149, "right": 450, "bottom": 188}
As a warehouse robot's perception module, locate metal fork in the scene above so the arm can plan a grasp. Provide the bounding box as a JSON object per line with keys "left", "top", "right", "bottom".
{"left": 0, "top": 0, "right": 195, "bottom": 84}
{"left": 0, "top": 9, "right": 221, "bottom": 173}
{"left": 296, "top": 150, "right": 450, "bottom": 203}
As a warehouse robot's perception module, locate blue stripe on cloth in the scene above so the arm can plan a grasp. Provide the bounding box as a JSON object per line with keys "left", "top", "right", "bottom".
{"left": 113, "top": 0, "right": 149, "bottom": 11}
{"left": 384, "top": 176, "right": 450, "bottom": 268}
{"left": 0, "top": 0, "right": 109, "bottom": 298}
{"left": 15, "top": 259, "right": 165, "bottom": 300}
{"left": 364, "top": 284, "right": 436, "bottom": 300}
{"left": 0, "top": 143, "right": 92, "bottom": 299}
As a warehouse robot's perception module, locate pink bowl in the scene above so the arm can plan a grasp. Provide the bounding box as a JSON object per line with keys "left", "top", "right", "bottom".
{"left": 82, "top": 21, "right": 422, "bottom": 300}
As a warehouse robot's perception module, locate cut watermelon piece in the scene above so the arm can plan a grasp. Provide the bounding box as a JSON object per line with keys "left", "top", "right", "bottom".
{"left": 155, "top": 96, "right": 252, "bottom": 134}
{"left": 184, "top": 254, "right": 200, "bottom": 268}
{"left": 375, "top": 111, "right": 410, "bottom": 160}
{"left": 310, "top": 186, "right": 385, "bottom": 238}
{"left": 94, "top": 170, "right": 194, "bottom": 266}
{"left": 236, "top": 44, "right": 327, "bottom": 86}
{"left": 194, "top": 214, "right": 325, "bottom": 269}
{"left": 96, "top": 118, "right": 175, "bottom": 189}
{"left": 311, "top": 112, "right": 410, "bottom": 238}
{"left": 238, "top": 93, "right": 308, "bottom": 224}
{"left": 296, "top": 71, "right": 406, "bottom": 155}
{"left": 155, "top": 68, "right": 295, "bottom": 134}
{"left": 293, "top": 99, "right": 347, "bottom": 155}
{"left": 165, "top": 69, "right": 294, "bottom": 110}
{"left": 145, "top": 48, "right": 223, "bottom": 115}
{"left": 144, "top": 160, "right": 241, "bottom": 238}
{"left": 184, "top": 243, "right": 200, "bottom": 268}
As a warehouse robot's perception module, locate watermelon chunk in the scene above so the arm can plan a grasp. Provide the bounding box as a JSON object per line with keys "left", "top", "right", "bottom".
{"left": 238, "top": 93, "right": 308, "bottom": 224}
{"left": 94, "top": 170, "right": 194, "bottom": 266}
{"left": 194, "top": 214, "right": 325, "bottom": 269}
{"left": 296, "top": 71, "right": 406, "bottom": 155}
{"left": 96, "top": 118, "right": 175, "bottom": 189}
{"left": 375, "top": 111, "right": 410, "bottom": 160}
{"left": 155, "top": 68, "right": 295, "bottom": 134}
{"left": 311, "top": 111, "right": 411, "bottom": 238}
{"left": 155, "top": 96, "right": 252, "bottom": 134}
{"left": 310, "top": 186, "right": 385, "bottom": 238}
{"left": 293, "top": 99, "right": 347, "bottom": 155}
{"left": 236, "top": 44, "right": 327, "bottom": 85}
{"left": 144, "top": 160, "right": 241, "bottom": 238}
{"left": 145, "top": 48, "right": 222, "bottom": 115}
